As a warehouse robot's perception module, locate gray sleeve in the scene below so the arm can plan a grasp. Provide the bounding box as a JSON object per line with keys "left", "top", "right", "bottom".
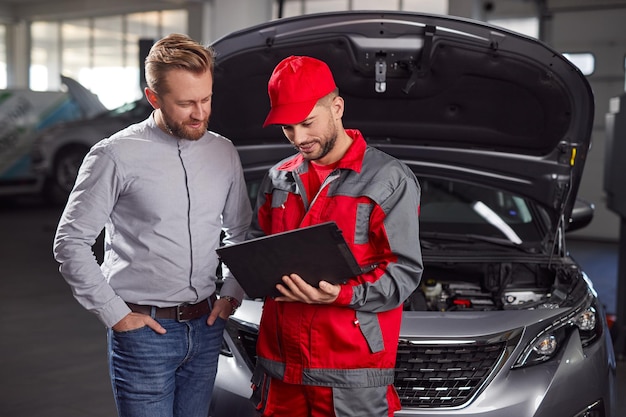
{"left": 52, "top": 146, "right": 130, "bottom": 328}
{"left": 349, "top": 167, "right": 424, "bottom": 313}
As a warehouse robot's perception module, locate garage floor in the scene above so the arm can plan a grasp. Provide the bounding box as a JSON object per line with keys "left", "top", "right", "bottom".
{"left": 0, "top": 196, "right": 624, "bottom": 417}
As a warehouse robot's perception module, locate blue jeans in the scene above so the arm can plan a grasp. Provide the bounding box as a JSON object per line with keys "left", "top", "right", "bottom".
{"left": 107, "top": 313, "right": 226, "bottom": 417}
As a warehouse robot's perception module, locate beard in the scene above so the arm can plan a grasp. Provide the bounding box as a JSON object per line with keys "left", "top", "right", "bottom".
{"left": 295, "top": 129, "right": 337, "bottom": 161}
{"left": 298, "top": 118, "right": 338, "bottom": 161}
{"left": 310, "top": 134, "right": 337, "bottom": 161}
{"left": 160, "top": 110, "right": 208, "bottom": 141}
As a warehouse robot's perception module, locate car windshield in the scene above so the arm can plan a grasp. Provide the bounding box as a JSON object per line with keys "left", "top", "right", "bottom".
{"left": 245, "top": 175, "right": 547, "bottom": 247}
{"left": 419, "top": 177, "right": 546, "bottom": 245}
{"left": 106, "top": 100, "right": 149, "bottom": 117}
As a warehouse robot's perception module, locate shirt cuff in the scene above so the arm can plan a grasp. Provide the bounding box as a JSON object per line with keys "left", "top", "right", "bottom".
{"left": 98, "top": 295, "right": 132, "bottom": 328}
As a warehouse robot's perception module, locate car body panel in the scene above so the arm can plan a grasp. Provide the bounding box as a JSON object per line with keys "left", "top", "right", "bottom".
{"left": 30, "top": 98, "right": 152, "bottom": 204}
{"left": 209, "top": 10, "right": 594, "bottom": 234}
{"left": 0, "top": 76, "right": 105, "bottom": 197}
{"left": 214, "top": 296, "right": 615, "bottom": 417}
{"left": 31, "top": 98, "right": 151, "bottom": 174}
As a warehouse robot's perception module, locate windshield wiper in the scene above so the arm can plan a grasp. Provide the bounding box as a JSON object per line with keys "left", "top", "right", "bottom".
{"left": 420, "top": 231, "right": 539, "bottom": 253}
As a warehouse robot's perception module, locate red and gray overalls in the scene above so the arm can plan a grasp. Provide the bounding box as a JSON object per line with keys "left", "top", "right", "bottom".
{"left": 249, "top": 130, "right": 423, "bottom": 416}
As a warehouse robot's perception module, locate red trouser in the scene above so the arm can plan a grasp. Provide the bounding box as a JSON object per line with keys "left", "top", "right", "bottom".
{"left": 259, "top": 377, "right": 400, "bottom": 417}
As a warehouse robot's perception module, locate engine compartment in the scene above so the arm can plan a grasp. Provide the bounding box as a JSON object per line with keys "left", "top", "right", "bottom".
{"left": 405, "top": 261, "right": 583, "bottom": 311}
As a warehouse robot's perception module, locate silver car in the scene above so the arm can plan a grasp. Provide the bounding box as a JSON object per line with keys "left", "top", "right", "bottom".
{"left": 30, "top": 98, "right": 152, "bottom": 204}
{"left": 207, "top": 11, "right": 616, "bottom": 417}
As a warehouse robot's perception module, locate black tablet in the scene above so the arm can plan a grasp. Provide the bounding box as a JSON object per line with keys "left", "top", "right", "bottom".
{"left": 216, "top": 222, "right": 367, "bottom": 299}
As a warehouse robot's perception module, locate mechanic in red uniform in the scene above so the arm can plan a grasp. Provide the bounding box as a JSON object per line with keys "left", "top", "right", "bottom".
{"left": 248, "top": 55, "right": 424, "bottom": 417}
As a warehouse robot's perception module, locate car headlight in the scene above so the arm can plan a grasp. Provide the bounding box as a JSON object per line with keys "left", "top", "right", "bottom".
{"left": 513, "top": 296, "right": 602, "bottom": 368}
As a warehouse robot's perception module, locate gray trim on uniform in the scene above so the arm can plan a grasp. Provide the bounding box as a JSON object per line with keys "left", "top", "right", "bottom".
{"left": 355, "top": 202, "right": 373, "bottom": 244}
{"left": 257, "top": 357, "right": 286, "bottom": 380}
{"left": 270, "top": 189, "right": 289, "bottom": 208}
{"left": 302, "top": 367, "right": 395, "bottom": 387}
{"left": 336, "top": 147, "right": 423, "bottom": 314}
{"left": 332, "top": 385, "right": 389, "bottom": 417}
{"left": 257, "top": 357, "right": 394, "bottom": 387}
{"left": 356, "top": 310, "right": 384, "bottom": 353}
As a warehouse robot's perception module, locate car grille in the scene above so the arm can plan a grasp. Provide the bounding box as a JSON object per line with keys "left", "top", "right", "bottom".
{"left": 226, "top": 319, "right": 513, "bottom": 409}
{"left": 395, "top": 339, "right": 507, "bottom": 408}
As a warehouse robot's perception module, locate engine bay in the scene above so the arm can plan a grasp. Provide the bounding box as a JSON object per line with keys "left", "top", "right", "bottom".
{"left": 405, "top": 261, "right": 583, "bottom": 311}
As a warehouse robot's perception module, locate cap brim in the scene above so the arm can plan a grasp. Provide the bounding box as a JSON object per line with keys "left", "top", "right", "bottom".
{"left": 263, "top": 99, "right": 318, "bottom": 127}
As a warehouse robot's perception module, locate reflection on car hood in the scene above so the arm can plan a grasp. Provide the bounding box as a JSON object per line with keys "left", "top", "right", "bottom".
{"left": 233, "top": 300, "right": 567, "bottom": 336}
{"left": 209, "top": 10, "right": 593, "bottom": 228}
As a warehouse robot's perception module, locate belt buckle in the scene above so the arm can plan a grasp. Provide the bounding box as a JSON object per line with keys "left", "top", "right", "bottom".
{"left": 176, "top": 303, "right": 190, "bottom": 322}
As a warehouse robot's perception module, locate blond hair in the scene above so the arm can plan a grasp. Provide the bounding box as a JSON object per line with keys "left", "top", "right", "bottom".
{"left": 145, "top": 33, "right": 216, "bottom": 95}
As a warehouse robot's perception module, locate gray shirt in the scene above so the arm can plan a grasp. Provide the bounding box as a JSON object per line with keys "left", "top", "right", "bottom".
{"left": 53, "top": 114, "right": 252, "bottom": 328}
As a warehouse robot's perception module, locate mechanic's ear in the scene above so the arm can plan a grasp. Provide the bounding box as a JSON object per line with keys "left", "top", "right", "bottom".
{"left": 145, "top": 87, "right": 160, "bottom": 109}
{"left": 331, "top": 95, "right": 344, "bottom": 120}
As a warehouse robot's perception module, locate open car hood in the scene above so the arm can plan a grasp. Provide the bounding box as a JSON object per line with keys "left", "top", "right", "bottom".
{"left": 209, "top": 11, "right": 593, "bottom": 229}
{"left": 61, "top": 75, "right": 107, "bottom": 118}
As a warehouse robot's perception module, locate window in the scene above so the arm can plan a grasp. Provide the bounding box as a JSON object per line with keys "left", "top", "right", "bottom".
{"left": 305, "top": 0, "right": 348, "bottom": 14}
{"left": 488, "top": 17, "right": 539, "bottom": 39}
{"left": 30, "top": 10, "right": 187, "bottom": 109}
{"left": 61, "top": 19, "right": 91, "bottom": 91}
{"left": 402, "top": 0, "right": 448, "bottom": 14}
{"left": 275, "top": 0, "right": 449, "bottom": 19}
{"left": 31, "top": 21, "right": 60, "bottom": 91}
{"left": 0, "top": 24, "right": 5, "bottom": 89}
{"left": 562, "top": 52, "right": 595, "bottom": 76}
{"left": 352, "top": 0, "right": 398, "bottom": 9}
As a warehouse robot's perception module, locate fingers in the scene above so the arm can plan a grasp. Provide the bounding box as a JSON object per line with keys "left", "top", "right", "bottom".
{"left": 274, "top": 274, "right": 339, "bottom": 304}
{"left": 318, "top": 280, "right": 340, "bottom": 298}
{"left": 112, "top": 312, "right": 166, "bottom": 334}
{"left": 145, "top": 316, "right": 167, "bottom": 334}
{"left": 207, "top": 299, "right": 232, "bottom": 325}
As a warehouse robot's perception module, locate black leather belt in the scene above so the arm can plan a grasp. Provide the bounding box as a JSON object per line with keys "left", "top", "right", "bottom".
{"left": 126, "top": 293, "right": 217, "bottom": 322}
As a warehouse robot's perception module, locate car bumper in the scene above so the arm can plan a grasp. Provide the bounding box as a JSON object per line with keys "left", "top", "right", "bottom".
{"left": 211, "top": 317, "right": 616, "bottom": 417}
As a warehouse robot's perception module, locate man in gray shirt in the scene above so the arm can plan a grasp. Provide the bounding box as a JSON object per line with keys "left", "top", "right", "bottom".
{"left": 53, "top": 33, "right": 252, "bottom": 417}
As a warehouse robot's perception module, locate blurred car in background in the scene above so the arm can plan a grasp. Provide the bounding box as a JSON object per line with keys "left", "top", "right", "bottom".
{"left": 30, "top": 97, "right": 152, "bottom": 204}
{"left": 206, "top": 10, "right": 617, "bottom": 417}
{"left": 0, "top": 76, "right": 105, "bottom": 201}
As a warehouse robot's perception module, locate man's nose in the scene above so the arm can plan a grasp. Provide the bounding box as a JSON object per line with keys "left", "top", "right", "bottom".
{"left": 191, "top": 103, "right": 208, "bottom": 119}
{"left": 291, "top": 126, "right": 308, "bottom": 144}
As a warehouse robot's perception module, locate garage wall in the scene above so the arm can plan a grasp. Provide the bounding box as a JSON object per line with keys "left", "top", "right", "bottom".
{"left": 542, "top": 1, "right": 626, "bottom": 241}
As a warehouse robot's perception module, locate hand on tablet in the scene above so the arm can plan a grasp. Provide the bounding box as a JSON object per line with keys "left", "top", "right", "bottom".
{"left": 274, "top": 273, "right": 340, "bottom": 304}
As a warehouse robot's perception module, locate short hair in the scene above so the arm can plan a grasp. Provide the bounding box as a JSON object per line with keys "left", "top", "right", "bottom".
{"left": 316, "top": 88, "right": 340, "bottom": 108}
{"left": 145, "top": 33, "right": 216, "bottom": 95}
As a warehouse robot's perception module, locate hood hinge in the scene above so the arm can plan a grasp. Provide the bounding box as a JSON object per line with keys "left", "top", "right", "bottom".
{"left": 403, "top": 24, "right": 436, "bottom": 94}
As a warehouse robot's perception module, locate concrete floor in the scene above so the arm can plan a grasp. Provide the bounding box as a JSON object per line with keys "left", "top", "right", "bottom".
{"left": 0, "top": 196, "right": 624, "bottom": 417}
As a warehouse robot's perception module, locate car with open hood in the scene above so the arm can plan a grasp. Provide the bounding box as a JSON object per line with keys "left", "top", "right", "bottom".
{"left": 30, "top": 97, "right": 152, "bottom": 205}
{"left": 206, "top": 10, "right": 616, "bottom": 417}
{"left": 0, "top": 76, "right": 106, "bottom": 201}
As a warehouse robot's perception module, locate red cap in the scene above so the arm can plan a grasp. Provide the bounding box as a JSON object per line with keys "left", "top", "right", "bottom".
{"left": 263, "top": 56, "right": 337, "bottom": 127}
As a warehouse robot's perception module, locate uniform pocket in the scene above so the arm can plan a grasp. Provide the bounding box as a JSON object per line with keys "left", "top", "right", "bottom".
{"left": 356, "top": 310, "right": 384, "bottom": 353}
{"left": 332, "top": 385, "right": 389, "bottom": 417}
